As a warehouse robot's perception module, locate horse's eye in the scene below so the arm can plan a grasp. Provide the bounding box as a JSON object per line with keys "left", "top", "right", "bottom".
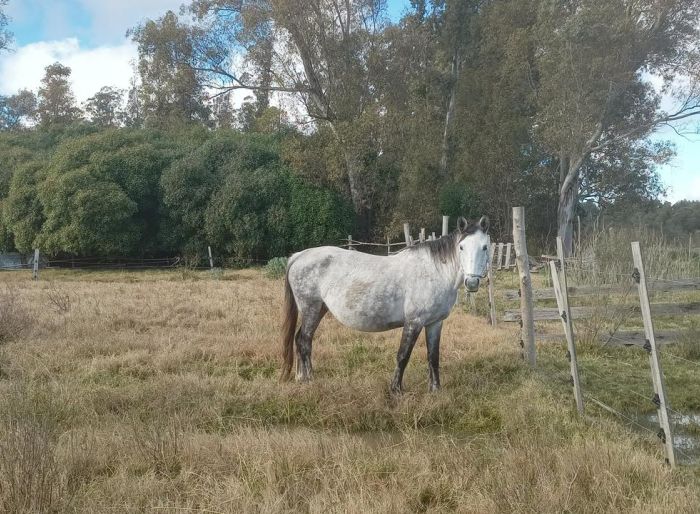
{"left": 482, "top": 245, "right": 488, "bottom": 251}
{"left": 459, "top": 244, "right": 464, "bottom": 251}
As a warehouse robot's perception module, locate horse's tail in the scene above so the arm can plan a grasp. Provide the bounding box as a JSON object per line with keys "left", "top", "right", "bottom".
{"left": 281, "top": 264, "right": 298, "bottom": 381}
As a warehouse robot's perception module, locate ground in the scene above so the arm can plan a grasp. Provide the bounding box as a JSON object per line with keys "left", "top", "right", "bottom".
{"left": 0, "top": 268, "right": 698, "bottom": 513}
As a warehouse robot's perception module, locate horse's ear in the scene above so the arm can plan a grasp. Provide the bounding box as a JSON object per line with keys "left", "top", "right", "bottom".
{"left": 457, "top": 217, "right": 469, "bottom": 233}
{"left": 479, "top": 216, "right": 490, "bottom": 233}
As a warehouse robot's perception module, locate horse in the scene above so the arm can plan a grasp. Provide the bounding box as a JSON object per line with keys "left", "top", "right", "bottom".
{"left": 281, "top": 216, "right": 490, "bottom": 393}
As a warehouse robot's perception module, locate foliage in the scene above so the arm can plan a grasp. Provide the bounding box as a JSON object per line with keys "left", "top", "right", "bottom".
{"left": 263, "top": 257, "right": 287, "bottom": 279}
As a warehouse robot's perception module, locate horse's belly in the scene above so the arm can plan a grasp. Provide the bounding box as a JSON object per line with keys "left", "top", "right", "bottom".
{"left": 324, "top": 296, "right": 404, "bottom": 332}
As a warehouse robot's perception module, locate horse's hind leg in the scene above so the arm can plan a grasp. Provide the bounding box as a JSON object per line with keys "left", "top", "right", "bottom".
{"left": 390, "top": 322, "right": 422, "bottom": 394}
{"left": 425, "top": 321, "right": 443, "bottom": 392}
{"left": 295, "top": 302, "right": 327, "bottom": 381}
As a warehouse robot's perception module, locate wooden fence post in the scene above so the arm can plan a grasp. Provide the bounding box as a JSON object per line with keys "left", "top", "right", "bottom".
{"left": 442, "top": 216, "right": 449, "bottom": 237}
{"left": 347, "top": 235, "right": 354, "bottom": 250}
{"left": 403, "top": 223, "right": 412, "bottom": 247}
{"left": 431, "top": 232, "right": 436, "bottom": 240}
{"left": 504, "top": 242, "right": 512, "bottom": 270}
{"left": 631, "top": 241, "right": 676, "bottom": 468}
{"left": 420, "top": 228, "right": 426, "bottom": 243}
{"left": 487, "top": 241, "right": 497, "bottom": 327}
{"left": 513, "top": 207, "right": 536, "bottom": 366}
{"left": 33, "top": 248, "right": 39, "bottom": 281}
{"left": 387, "top": 237, "right": 391, "bottom": 256}
{"left": 551, "top": 237, "right": 584, "bottom": 415}
{"left": 496, "top": 243, "right": 504, "bottom": 271}
{"left": 208, "top": 246, "right": 214, "bottom": 269}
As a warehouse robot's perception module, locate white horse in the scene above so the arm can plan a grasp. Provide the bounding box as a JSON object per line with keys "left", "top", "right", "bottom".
{"left": 281, "top": 216, "right": 490, "bottom": 393}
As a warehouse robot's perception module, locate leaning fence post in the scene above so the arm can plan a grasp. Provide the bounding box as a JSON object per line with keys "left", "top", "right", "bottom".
{"left": 208, "top": 246, "right": 214, "bottom": 269}
{"left": 403, "top": 223, "right": 412, "bottom": 247}
{"left": 552, "top": 237, "right": 584, "bottom": 415}
{"left": 33, "top": 248, "right": 40, "bottom": 281}
{"left": 419, "top": 228, "right": 426, "bottom": 243}
{"left": 442, "top": 216, "right": 449, "bottom": 237}
{"left": 496, "top": 243, "right": 504, "bottom": 271}
{"left": 631, "top": 241, "right": 676, "bottom": 468}
{"left": 487, "top": 240, "right": 497, "bottom": 327}
{"left": 513, "top": 206, "right": 536, "bottom": 366}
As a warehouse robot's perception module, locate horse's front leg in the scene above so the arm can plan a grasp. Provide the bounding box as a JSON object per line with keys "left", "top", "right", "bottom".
{"left": 390, "top": 321, "right": 422, "bottom": 394}
{"left": 425, "top": 321, "right": 442, "bottom": 392}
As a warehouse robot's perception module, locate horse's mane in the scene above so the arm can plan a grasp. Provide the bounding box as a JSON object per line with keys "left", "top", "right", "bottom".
{"left": 406, "top": 221, "right": 481, "bottom": 265}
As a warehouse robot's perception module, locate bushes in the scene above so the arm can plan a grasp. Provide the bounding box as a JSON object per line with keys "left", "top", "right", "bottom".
{"left": 264, "top": 257, "right": 288, "bottom": 279}
{"left": 0, "top": 128, "right": 351, "bottom": 261}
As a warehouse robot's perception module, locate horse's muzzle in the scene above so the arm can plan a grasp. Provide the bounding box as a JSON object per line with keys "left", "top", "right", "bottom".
{"left": 465, "top": 277, "right": 480, "bottom": 292}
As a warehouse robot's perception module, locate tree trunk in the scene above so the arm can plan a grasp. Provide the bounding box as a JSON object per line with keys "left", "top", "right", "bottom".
{"left": 439, "top": 50, "right": 460, "bottom": 177}
{"left": 343, "top": 148, "right": 370, "bottom": 236}
{"left": 557, "top": 154, "right": 579, "bottom": 257}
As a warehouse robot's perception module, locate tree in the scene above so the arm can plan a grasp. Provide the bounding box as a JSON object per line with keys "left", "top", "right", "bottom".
{"left": 188, "top": 0, "right": 389, "bottom": 233}
{"left": 129, "top": 11, "right": 211, "bottom": 128}
{"left": 36, "top": 62, "right": 82, "bottom": 128}
{"left": 0, "top": 89, "right": 37, "bottom": 130}
{"left": 84, "top": 86, "right": 124, "bottom": 127}
{"left": 531, "top": 0, "right": 700, "bottom": 254}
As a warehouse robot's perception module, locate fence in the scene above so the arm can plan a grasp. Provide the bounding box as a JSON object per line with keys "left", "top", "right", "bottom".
{"left": 504, "top": 206, "right": 700, "bottom": 468}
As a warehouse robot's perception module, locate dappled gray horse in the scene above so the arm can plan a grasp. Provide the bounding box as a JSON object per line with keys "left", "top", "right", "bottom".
{"left": 281, "top": 216, "right": 490, "bottom": 392}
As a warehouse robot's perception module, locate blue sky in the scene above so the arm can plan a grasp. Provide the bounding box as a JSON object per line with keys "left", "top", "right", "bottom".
{"left": 1, "top": 0, "right": 697, "bottom": 202}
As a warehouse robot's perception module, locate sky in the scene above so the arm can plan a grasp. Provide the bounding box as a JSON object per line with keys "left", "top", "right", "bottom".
{"left": 0, "top": 0, "right": 697, "bottom": 203}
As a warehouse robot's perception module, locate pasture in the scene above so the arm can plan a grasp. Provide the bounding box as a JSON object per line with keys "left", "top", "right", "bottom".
{"left": 0, "top": 267, "right": 699, "bottom": 512}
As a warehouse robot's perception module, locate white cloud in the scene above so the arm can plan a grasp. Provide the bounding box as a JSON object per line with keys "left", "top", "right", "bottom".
{"left": 0, "top": 38, "right": 137, "bottom": 102}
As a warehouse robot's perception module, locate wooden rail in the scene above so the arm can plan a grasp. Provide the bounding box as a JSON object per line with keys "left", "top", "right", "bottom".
{"left": 502, "top": 278, "right": 700, "bottom": 301}
{"left": 504, "top": 301, "right": 700, "bottom": 322}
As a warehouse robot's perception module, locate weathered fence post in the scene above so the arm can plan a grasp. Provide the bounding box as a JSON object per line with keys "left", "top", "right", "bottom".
{"left": 496, "top": 243, "right": 504, "bottom": 271}
{"left": 403, "top": 223, "right": 413, "bottom": 247}
{"left": 551, "top": 237, "right": 584, "bottom": 415}
{"left": 419, "top": 228, "right": 426, "bottom": 243}
{"left": 631, "top": 241, "right": 676, "bottom": 468}
{"left": 513, "top": 207, "right": 536, "bottom": 366}
{"left": 387, "top": 236, "right": 391, "bottom": 256}
{"left": 487, "top": 241, "right": 497, "bottom": 327}
{"left": 442, "top": 216, "right": 449, "bottom": 237}
{"left": 431, "top": 232, "right": 436, "bottom": 241}
{"left": 33, "top": 248, "right": 39, "bottom": 281}
{"left": 347, "top": 235, "right": 354, "bottom": 250}
{"left": 504, "top": 242, "right": 512, "bottom": 270}
{"left": 208, "top": 246, "right": 214, "bottom": 269}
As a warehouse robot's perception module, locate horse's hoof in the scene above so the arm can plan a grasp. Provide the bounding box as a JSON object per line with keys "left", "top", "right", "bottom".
{"left": 428, "top": 384, "right": 440, "bottom": 393}
{"left": 390, "top": 384, "right": 403, "bottom": 395}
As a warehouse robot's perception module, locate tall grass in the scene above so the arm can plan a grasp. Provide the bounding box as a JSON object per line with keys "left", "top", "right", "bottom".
{"left": 0, "top": 268, "right": 697, "bottom": 511}
{"left": 569, "top": 226, "right": 700, "bottom": 286}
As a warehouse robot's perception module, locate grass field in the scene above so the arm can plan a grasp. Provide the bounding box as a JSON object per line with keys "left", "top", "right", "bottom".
{"left": 0, "top": 267, "right": 699, "bottom": 513}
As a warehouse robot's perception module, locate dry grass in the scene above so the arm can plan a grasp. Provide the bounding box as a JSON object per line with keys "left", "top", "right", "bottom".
{"left": 0, "top": 268, "right": 698, "bottom": 512}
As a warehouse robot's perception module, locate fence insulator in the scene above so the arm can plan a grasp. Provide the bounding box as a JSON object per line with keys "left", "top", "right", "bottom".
{"left": 657, "top": 428, "right": 666, "bottom": 444}
{"left": 632, "top": 268, "right": 641, "bottom": 283}
{"left": 652, "top": 393, "right": 661, "bottom": 407}
{"left": 561, "top": 311, "right": 567, "bottom": 322}
{"left": 643, "top": 339, "right": 652, "bottom": 353}
{"left": 566, "top": 350, "right": 571, "bottom": 362}
{"left": 519, "top": 339, "right": 524, "bottom": 348}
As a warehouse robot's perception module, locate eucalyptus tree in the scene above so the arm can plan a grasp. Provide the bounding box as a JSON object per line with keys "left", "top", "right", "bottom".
{"left": 84, "top": 86, "right": 125, "bottom": 128}
{"left": 36, "top": 63, "right": 82, "bottom": 128}
{"left": 0, "top": 89, "right": 37, "bottom": 130}
{"left": 531, "top": 0, "right": 700, "bottom": 254}
{"left": 129, "top": 11, "right": 211, "bottom": 129}
{"left": 186, "top": 0, "right": 389, "bottom": 232}
{"left": 0, "top": 0, "right": 11, "bottom": 54}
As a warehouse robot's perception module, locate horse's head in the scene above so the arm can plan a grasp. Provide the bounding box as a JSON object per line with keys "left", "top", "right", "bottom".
{"left": 457, "top": 216, "right": 490, "bottom": 292}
